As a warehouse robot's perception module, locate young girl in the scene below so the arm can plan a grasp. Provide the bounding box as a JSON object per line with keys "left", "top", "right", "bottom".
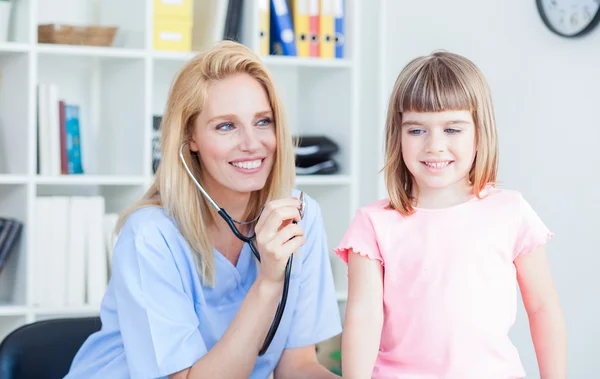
{"left": 335, "top": 52, "right": 567, "bottom": 379}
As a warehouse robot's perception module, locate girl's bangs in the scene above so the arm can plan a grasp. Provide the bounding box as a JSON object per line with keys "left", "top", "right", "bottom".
{"left": 401, "top": 63, "right": 475, "bottom": 113}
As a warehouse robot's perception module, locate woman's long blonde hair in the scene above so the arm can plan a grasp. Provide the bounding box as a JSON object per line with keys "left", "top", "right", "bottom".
{"left": 118, "top": 41, "right": 296, "bottom": 285}
{"left": 383, "top": 51, "right": 499, "bottom": 216}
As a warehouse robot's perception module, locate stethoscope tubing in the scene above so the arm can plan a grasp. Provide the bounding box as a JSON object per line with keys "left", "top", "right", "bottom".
{"left": 179, "top": 142, "right": 296, "bottom": 356}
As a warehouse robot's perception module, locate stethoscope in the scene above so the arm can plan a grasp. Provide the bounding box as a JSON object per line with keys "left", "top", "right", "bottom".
{"left": 179, "top": 142, "right": 305, "bottom": 356}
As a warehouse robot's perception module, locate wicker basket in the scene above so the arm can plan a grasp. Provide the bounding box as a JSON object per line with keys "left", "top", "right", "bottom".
{"left": 38, "top": 24, "right": 118, "bottom": 47}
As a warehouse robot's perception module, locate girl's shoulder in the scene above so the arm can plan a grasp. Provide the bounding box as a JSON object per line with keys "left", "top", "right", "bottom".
{"left": 350, "top": 198, "right": 401, "bottom": 229}
{"left": 478, "top": 186, "right": 526, "bottom": 209}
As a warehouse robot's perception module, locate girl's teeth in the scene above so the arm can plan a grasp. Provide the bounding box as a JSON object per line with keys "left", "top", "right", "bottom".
{"left": 425, "top": 161, "right": 450, "bottom": 168}
{"left": 231, "top": 160, "right": 262, "bottom": 169}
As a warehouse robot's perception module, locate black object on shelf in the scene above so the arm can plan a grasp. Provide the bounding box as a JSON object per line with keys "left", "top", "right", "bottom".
{"left": 294, "top": 135, "right": 340, "bottom": 175}
{"left": 0, "top": 218, "right": 23, "bottom": 276}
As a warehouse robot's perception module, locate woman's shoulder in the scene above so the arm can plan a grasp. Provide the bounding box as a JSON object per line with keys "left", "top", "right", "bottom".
{"left": 119, "top": 205, "right": 180, "bottom": 241}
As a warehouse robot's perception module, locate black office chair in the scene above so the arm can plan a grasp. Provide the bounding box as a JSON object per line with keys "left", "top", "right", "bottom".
{"left": 0, "top": 316, "right": 101, "bottom": 379}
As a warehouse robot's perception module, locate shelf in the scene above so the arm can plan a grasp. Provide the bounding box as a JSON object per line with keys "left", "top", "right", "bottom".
{"left": 152, "top": 50, "right": 196, "bottom": 62}
{"left": 262, "top": 56, "right": 352, "bottom": 69}
{"left": 35, "top": 175, "right": 147, "bottom": 186}
{"left": 33, "top": 305, "right": 100, "bottom": 316}
{"left": 151, "top": 50, "right": 351, "bottom": 69}
{"left": 0, "top": 305, "right": 28, "bottom": 317}
{"left": 0, "top": 43, "right": 31, "bottom": 53}
{"left": 36, "top": 44, "right": 146, "bottom": 59}
{"left": 295, "top": 175, "right": 352, "bottom": 186}
{"left": 0, "top": 175, "right": 28, "bottom": 185}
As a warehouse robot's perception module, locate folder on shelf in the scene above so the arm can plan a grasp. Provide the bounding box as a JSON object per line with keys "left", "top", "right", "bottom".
{"left": 291, "top": 0, "right": 309, "bottom": 57}
{"left": 103, "top": 213, "right": 120, "bottom": 278}
{"left": 153, "top": 0, "right": 193, "bottom": 20}
{"left": 86, "top": 196, "right": 107, "bottom": 306}
{"left": 34, "top": 196, "right": 69, "bottom": 307}
{"left": 319, "top": 0, "right": 335, "bottom": 58}
{"left": 334, "top": 0, "right": 345, "bottom": 59}
{"left": 66, "top": 197, "right": 88, "bottom": 307}
{"left": 0, "top": 218, "right": 23, "bottom": 276}
{"left": 223, "top": 0, "right": 244, "bottom": 42}
{"left": 270, "top": 0, "right": 297, "bottom": 56}
{"left": 65, "top": 104, "right": 84, "bottom": 175}
{"left": 308, "top": 0, "right": 320, "bottom": 57}
{"left": 191, "top": 0, "right": 231, "bottom": 51}
{"left": 258, "top": 0, "right": 270, "bottom": 55}
{"left": 37, "top": 83, "right": 62, "bottom": 176}
{"left": 59, "top": 100, "right": 68, "bottom": 175}
{"left": 33, "top": 196, "right": 110, "bottom": 308}
{"left": 52, "top": 197, "right": 70, "bottom": 306}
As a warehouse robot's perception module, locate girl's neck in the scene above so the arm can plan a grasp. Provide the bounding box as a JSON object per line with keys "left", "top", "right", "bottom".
{"left": 413, "top": 181, "right": 474, "bottom": 209}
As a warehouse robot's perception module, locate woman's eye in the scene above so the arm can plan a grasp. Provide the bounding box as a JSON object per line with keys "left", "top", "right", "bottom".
{"left": 217, "top": 122, "right": 234, "bottom": 131}
{"left": 256, "top": 117, "right": 272, "bottom": 127}
{"left": 408, "top": 129, "right": 424, "bottom": 135}
{"left": 445, "top": 128, "right": 460, "bottom": 134}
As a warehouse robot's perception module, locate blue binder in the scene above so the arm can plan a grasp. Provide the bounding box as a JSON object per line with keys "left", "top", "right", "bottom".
{"left": 335, "top": 0, "right": 345, "bottom": 59}
{"left": 270, "top": 0, "right": 297, "bottom": 56}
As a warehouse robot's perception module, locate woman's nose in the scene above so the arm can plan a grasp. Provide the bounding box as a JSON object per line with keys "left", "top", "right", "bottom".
{"left": 239, "top": 127, "right": 261, "bottom": 152}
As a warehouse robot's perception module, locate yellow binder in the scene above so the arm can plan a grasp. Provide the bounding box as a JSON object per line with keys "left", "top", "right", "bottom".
{"left": 319, "top": 0, "right": 335, "bottom": 58}
{"left": 259, "top": 0, "right": 270, "bottom": 56}
{"left": 292, "top": 0, "right": 309, "bottom": 57}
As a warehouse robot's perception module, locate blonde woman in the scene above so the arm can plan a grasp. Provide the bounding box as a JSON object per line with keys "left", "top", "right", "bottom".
{"left": 334, "top": 51, "right": 566, "bottom": 378}
{"left": 65, "top": 41, "right": 341, "bottom": 379}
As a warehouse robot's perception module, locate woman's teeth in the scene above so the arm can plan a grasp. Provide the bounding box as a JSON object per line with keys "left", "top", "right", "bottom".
{"left": 231, "top": 160, "right": 262, "bottom": 169}
{"left": 424, "top": 161, "right": 450, "bottom": 168}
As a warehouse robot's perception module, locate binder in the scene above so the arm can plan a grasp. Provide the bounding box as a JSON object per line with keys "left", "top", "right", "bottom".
{"left": 334, "top": 0, "right": 344, "bottom": 58}
{"left": 0, "top": 218, "right": 23, "bottom": 276}
{"left": 270, "top": 0, "right": 297, "bottom": 56}
{"left": 258, "top": 0, "right": 270, "bottom": 55}
{"left": 319, "top": 0, "right": 335, "bottom": 58}
{"left": 223, "top": 0, "right": 244, "bottom": 42}
{"left": 291, "top": 0, "right": 309, "bottom": 57}
{"left": 308, "top": 0, "right": 320, "bottom": 57}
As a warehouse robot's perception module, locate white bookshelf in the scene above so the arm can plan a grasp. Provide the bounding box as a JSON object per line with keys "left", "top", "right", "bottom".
{"left": 0, "top": 0, "right": 358, "bottom": 340}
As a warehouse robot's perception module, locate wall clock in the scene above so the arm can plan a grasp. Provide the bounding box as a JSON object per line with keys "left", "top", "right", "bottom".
{"left": 536, "top": 0, "right": 600, "bottom": 37}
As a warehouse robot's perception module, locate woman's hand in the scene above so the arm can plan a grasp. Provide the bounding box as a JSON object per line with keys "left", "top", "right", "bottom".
{"left": 254, "top": 197, "right": 305, "bottom": 284}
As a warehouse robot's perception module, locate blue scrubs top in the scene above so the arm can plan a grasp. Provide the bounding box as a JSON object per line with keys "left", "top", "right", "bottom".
{"left": 64, "top": 191, "right": 342, "bottom": 379}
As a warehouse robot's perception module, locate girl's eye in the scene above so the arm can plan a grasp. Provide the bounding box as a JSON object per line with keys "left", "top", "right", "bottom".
{"left": 445, "top": 128, "right": 460, "bottom": 134}
{"left": 408, "top": 129, "right": 425, "bottom": 136}
{"left": 217, "top": 122, "right": 234, "bottom": 131}
{"left": 256, "top": 117, "right": 272, "bottom": 127}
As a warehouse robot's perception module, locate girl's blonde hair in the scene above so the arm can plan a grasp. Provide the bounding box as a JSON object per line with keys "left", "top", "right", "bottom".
{"left": 117, "top": 41, "right": 296, "bottom": 285}
{"left": 383, "top": 51, "right": 498, "bottom": 216}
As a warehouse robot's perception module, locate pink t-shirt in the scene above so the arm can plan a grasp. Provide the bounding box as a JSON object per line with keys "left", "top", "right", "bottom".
{"left": 334, "top": 188, "right": 553, "bottom": 379}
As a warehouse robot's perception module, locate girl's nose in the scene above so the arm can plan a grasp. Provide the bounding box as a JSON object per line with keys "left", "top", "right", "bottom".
{"left": 425, "top": 132, "right": 446, "bottom": 153}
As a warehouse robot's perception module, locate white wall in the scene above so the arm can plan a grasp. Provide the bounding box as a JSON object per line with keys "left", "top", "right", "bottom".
{"left": 367, "top": 0, "right": 600, "bottom": 376}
